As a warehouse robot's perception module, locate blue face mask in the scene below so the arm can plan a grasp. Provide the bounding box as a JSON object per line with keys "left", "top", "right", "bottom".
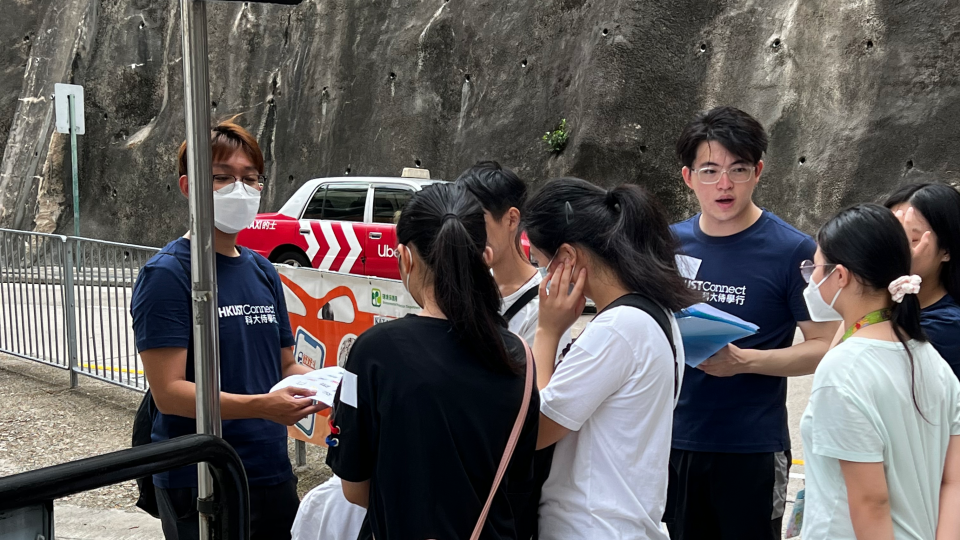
{"left": 538, "top": 249, "right": 578, "bottom": 294}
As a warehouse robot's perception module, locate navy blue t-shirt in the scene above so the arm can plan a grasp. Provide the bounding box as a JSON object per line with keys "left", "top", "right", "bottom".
{"left": 922, "top": 294, "right": 960, "bottom": 380}
{"left": 131, "top": 238, "right": 297, "bottom": 488}
{"left": 671, "top": 211, "right": 815, "bottom": 453}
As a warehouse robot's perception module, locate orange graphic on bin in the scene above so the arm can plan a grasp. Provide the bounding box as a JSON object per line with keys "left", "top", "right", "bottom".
{"left": 280, "top": 275, "right": 378, "bottom": 445}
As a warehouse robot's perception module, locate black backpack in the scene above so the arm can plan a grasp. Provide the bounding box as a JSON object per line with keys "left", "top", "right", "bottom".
{"left": 132, "top": 390, "right": 161, "bottom": 517}
{"left": 602, "top": 293, "right": 678, "bottom": 397}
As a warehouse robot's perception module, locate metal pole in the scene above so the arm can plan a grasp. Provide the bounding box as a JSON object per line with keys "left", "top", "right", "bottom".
{"left": 180, "top": 1, "right": 221, "bottom": 538}
{"left": 295, "top": 440, "right": 307, "bottom": 467}
{"left": 63, "top": 238, "right": 79, "bottom": 388}
{"left": 68, "top": 94, "right": 80, "bottom": 238}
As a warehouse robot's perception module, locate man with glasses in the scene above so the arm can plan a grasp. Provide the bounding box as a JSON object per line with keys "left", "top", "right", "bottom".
{"left": 132, "top": 120, "right": 323, "bottom": 539}
{"left": 665, "top": 106, "right": 838, "bottom": 540}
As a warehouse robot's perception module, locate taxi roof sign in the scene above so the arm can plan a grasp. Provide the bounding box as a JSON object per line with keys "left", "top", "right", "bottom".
{"left": 401, "top": 168, "right": 431, "bottom": 180}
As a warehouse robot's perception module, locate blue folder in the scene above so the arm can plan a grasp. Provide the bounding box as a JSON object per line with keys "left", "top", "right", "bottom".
{"left": 675, "top": 303, "right": 759, "bottom": 367}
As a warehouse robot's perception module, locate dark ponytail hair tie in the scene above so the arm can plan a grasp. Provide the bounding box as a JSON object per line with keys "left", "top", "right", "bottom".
{"left": 442, "top": 213, "right": 459, "bottom": 222}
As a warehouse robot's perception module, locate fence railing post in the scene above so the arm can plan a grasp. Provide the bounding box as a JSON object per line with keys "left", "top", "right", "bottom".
{"left": 63, "top": 237, "right": 80, "bottom": 388}
{"left": 295, "top": 439, "right": 307, "bottom": 467}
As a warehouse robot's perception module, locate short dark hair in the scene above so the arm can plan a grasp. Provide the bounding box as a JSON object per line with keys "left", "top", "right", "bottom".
{"left": 454, "top": 161, "right": 527, "bottom": 220}
{"left": 676, "top": 106, "right": 768, "bottom": 168}
{"left": 882, "top": 183, "right": 960, "bottom": 301}
{"left": 178, "top": 118, "right": 263, "bottom": 176}
{"left": 523, "top": 178, "right": 698, "bottom": 312}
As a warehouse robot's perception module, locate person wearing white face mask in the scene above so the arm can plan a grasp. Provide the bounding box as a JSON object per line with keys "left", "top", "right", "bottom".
{"left": 131, "top": 119, "right": 323, "bottom": 540}
{"left": 799, "top": 203, "right": 960, "bottom": 540}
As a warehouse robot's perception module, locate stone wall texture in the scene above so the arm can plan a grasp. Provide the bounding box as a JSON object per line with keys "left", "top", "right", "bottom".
{"left": 1, "top": 0, "right": 958, "bottom": 247}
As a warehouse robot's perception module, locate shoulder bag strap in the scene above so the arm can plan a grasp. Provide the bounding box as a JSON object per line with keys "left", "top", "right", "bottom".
{"left": 603, "top": 294, "right": 679, "bottom": 398}
{"left": 469, "top": 338, "right": 534, "bottom": 540}
{"left": 502, "top": 285, "right": 539, "bottom": 323}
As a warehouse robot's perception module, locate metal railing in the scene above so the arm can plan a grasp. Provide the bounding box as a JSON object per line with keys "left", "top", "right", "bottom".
{"left": 0, "top": 228, "right": 159, "bottom": 391}
{"left": 0, "top": 434, "right": 250, "bottom": 539}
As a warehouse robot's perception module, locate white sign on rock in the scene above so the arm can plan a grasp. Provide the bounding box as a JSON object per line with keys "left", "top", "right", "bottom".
{"left": 54, "top": 83, "right": 85, "bottom": 135}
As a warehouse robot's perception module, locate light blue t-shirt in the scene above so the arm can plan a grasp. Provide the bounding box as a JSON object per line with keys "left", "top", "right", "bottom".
{"left": 800, "top": 337, "right": 960, "bottom": 539}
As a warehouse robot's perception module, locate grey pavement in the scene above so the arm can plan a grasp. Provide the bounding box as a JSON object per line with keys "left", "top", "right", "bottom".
{"left": 54, "top": 504, "right": 162, "bottom": 539}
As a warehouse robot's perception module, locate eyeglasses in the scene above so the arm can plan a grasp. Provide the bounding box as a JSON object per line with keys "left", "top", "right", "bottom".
{"left": 692, "top": 165, "right": 756, "bottom": 185}
{"left": 799, "top": 259, "right": 837, "bottom": 283}
{"left": 213, "top": 174, "right": 266, "bottom": 191}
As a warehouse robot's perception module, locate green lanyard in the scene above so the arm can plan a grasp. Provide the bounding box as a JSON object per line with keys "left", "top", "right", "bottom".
{"left": 840, "top": 308, "right": 892, "bottom": 343}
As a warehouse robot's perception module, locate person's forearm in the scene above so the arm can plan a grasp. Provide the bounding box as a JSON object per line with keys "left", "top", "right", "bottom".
{"left": 849, "top": 499, "right": 894, "bottom": 540}
{"left": 937, "top": 483, "right": 960, "bottom": 539}
{"left": 153, "top": 380, "right": 262, "bottom": 420}
{"left": 533, "top": 327, "right": 562, "bottom": 390}
{"left": 744, "top": 338, "right": 830, "bottom": 377}
{"left": 283, "top": 361, "right": 313, "bottom": 377}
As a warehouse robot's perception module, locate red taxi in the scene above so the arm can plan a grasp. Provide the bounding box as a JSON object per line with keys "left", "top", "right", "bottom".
{"left": 238, "top": 171, "right": 440, "bottom": 280}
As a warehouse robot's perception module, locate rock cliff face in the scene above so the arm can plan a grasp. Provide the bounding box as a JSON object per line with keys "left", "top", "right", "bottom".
{"left": 1, "top": 0, "right": 958, "bottom": 246}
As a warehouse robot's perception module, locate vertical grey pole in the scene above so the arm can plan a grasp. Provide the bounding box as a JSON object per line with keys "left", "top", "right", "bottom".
{"left": 68, "top": 94, "right": 80, "bottom": 238}
{"left": 180, "top": 1, "right": 221, "bottom": 538}
{"left": 295, "top": 439, "right": 307, "bottom": 467}
{"left": 63, "top": 237, "right": 79, "bottom": 388}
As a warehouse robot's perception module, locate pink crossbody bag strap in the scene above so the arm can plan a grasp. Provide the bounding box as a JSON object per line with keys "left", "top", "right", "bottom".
{"left": 468, "top": 338, "right": 534, "bottom": 540}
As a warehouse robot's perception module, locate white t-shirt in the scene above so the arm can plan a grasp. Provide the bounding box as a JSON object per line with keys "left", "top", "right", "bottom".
{"left": 500, "top": 272, "right": 571, "bottom": 361}
{"left": 538, "top": 305, "right": 684, "bottom": 540}
{"left": 291, "top": 475, "right": 365, "bottom": 540}
{"left": 800, "top": 337, "right": 960, "bottom": 540}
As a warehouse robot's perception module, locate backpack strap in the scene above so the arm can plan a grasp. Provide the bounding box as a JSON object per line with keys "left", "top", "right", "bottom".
{"left": 601, "top": 294, "right": 679, "bottom": 398}
{"left": 502, "top": 285, "right": 539, "bottom": 323}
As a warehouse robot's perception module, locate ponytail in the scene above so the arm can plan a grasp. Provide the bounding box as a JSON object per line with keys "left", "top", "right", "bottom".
{"left": 397, "top": 184, "right": 517, "bottom": 375}
{"left": 524, "top": 178, "right": 698, "bottom": 312}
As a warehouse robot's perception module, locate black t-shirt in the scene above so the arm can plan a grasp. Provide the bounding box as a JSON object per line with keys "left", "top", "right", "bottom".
{"left": 326, "top": 315, "right": 539, "bottom": 540}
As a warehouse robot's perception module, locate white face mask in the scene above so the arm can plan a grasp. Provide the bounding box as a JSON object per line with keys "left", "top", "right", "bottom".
{"left": 802, "top": 267, "right": 843, "bottom": 322}
{"left": 397, "top": 245, "right": 423, "bottom": 308}
{"left": 213, "top": 181, "right": 261, "bottom": 234}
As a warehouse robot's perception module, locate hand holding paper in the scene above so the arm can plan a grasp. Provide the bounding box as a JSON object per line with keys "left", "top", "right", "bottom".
{"left": 270, "top": 366, "right": 346, "bottom": 407}
{"left": 675, "top": 303, "right": 759, "bottom": 368}
{"left": 698, "top": 343, "right": 756, "bottom": 377}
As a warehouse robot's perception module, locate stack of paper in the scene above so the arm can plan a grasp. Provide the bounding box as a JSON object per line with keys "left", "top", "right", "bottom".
{"left": 675, "top": 304, "right": 759, "bottom": 367}
{"left": 270, "top": 366, "right": 346, "bottom": 407}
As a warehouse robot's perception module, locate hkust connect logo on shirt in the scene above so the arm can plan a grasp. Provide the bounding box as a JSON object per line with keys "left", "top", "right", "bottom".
{"left": 687, "top": 280, "right": 748, "bottom": 306}
{"left": 218, "top": 304, "right": 278, "bottom": 326}
{"left": 675, "top": 255, "right": 747, "bottom": 306}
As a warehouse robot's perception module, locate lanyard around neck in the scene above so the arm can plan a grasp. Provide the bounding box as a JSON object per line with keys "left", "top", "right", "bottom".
{"left": 839, "top": 308, "right": 892, "bottom": 343}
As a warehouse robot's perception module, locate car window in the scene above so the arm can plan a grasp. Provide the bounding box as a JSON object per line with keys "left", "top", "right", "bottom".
{"left": 372, "top": 187, "right": 414, "bottom": 224}
{"left": 301, "top": 186, "right": 327, "bottom": 220}
{"left": 321, "top": 185, "right": 368, "bottom": 222}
